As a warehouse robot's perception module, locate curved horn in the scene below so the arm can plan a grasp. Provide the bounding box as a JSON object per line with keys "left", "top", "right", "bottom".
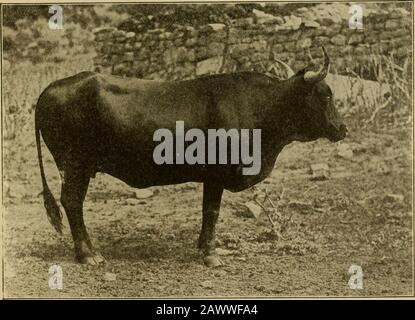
{"left": 304, "top": 47, "right": 330, "bottom": 83}
{"left": 273, "top": 58, "right": 295, "bottom": 78}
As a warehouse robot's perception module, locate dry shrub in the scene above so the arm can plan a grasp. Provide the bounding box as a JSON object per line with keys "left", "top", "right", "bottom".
{"left": 336, "top": 53, "right": 412, "bottom": 132}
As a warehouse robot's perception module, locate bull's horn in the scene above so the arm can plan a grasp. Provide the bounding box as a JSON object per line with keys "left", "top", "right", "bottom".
{"left": 273, "top": 58, "right": 295, "bottom": 78}
{"left": 304, "top": 47, "right": 330, "bottom": 83}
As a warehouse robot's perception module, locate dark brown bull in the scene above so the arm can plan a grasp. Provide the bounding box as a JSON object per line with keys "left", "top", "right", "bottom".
{"left": 35, "top": 48, "right": 346, "bottom": 267}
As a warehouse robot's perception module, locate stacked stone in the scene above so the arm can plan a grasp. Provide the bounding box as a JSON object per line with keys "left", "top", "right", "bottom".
{"left": 93, "top": 6, "right": 412, "bottom": 81}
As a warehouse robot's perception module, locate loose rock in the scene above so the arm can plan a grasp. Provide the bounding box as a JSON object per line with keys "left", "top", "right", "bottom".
{"left": 134, "top": 189, "right": 154, "bottom": 199}
{"left": 244, "top": 201, "right": 262, "bottom": 219}
{"left": 103, "top": 272, "right": 117, "bottom": 282}
{"left": 337, "top": 143, "right": 354, "bottom": 160}
{"left": 310, "top": 163, "right": 330, "bottom": 180}
{"left": 200, "top": 280, "right": 213, "bottom": 289}
{"left": 385, "top": 194, "right": 404, "bottom": 202}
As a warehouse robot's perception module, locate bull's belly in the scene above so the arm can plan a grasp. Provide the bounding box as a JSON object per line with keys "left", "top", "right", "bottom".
{"left": 93, "top": 140, "right": 278, "bottom": 191}
{"left": 97, "top": 158, "right": 272, "bottom": 193}
{"left": 99, "top": 163, "right": 205, "bottom": 188}
{"left": 95, "top": 149, "right": 207, "bottom": 188}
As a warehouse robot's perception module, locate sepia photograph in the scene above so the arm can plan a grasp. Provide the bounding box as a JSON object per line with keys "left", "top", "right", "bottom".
{"left": 1, "top": 1, "right": 413, "bottom": 299}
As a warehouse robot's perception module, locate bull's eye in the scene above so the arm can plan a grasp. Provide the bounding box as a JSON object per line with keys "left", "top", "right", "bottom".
{"left": 324, "top": 93, "right": 333, "bottom": 103}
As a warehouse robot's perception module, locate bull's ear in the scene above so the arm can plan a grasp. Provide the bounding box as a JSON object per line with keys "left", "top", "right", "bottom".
{"left": 303, "top": 47, "right": 330, "bottom": 83}
{"left": 269, "top": 51, "right": 295, "bottom": 79}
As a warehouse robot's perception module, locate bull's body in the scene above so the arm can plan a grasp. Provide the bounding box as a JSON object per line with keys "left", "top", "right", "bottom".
{"left": 37, "top": 71, "right": 287, "bottom": 193}
{"left": 35, "top": 49, "right": 347, "bottom": 266}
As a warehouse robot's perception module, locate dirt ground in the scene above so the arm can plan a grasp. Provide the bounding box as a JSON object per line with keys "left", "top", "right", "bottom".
{"left": 2, "top": 60, "right": 413, "bottom": 298}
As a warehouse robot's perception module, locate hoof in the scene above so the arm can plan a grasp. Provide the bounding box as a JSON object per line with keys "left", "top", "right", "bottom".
{"left": 203, "top": 255, "right": 224, "bottom": 268}
{"left": 78, "top": 253, "right": 106, "bottom": 266}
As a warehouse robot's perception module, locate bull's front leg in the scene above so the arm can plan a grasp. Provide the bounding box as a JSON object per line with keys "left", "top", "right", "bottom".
{"left": 198, "top": 181, "right": 224, "bottom": 267}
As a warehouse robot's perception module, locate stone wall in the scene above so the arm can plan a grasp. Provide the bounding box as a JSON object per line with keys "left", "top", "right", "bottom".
{"left": 93, "top": 3, "right": 412, "bottom": 81}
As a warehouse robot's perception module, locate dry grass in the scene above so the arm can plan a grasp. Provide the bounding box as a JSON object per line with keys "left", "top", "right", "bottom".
{"left": 2, "top": 54, "right": 95, "bottom": 140}
{"left": 334, "top": 53, "right": 412, "bottom": 131}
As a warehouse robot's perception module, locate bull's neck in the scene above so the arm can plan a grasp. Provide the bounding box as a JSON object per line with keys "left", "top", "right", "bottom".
{"left": 260, "top": 77, "right": 302, "bottom": 146}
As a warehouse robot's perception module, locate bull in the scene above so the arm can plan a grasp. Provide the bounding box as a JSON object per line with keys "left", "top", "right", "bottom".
{"left": 35, "top": 47, "right": 347, "bottom": 267}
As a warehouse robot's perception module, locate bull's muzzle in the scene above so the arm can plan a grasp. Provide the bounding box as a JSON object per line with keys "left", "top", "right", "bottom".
{"left": 328, "top": 123, "right": 348, "bottom": 142}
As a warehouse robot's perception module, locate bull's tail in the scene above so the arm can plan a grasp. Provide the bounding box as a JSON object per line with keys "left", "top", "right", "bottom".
{"left": 35, "top": 107, "right": 63, "bottom": 234}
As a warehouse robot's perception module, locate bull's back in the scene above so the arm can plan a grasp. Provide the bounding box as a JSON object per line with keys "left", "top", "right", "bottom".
{"left": 96, "top": 74, "right": 213, "bottom": 141}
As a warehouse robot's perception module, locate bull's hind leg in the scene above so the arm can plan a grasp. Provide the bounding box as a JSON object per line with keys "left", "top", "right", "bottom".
{"left": 60, "top": 163, "right": 105, "bottom": 265}
{"left": 198, "top": 181, "right": 224, "bottom": 267}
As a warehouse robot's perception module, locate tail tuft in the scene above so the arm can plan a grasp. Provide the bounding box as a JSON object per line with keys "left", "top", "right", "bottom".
{"left": 36, "top": 99, "right": 63, "bottom": 235}
{"left": 43, "top": 186, "right": 63, "bottom": 234}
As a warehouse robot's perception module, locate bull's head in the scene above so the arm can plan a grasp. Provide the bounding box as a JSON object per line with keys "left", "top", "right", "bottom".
{"left": 274, "top": 47, "right": 347, "bottom": 143}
